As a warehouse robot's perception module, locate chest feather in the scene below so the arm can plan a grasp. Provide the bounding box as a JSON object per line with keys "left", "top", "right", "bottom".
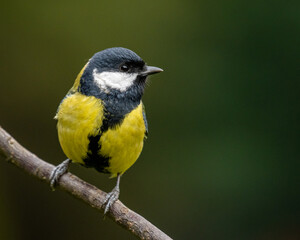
{"left": 56, "top": 93, "right": 146, "bottom": 175}
{"left": 100, "top": 103, "right": 146, "bottom": 175}
{"left": 56, "top": 93, "right": 103, "bottom": 163}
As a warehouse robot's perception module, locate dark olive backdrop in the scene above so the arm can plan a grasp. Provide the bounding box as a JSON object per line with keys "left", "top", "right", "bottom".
{"left": 0, "top": 1, "right": 299, "bottom": 239}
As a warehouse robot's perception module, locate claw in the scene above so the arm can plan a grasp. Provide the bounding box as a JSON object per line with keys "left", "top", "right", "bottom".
{"left": 49, "top": 159, "right": 71, "bottom": 190}
{"left": 103, "top": 187, "right": 120, "bottom": 214}
{"left": 103, "top": 174, "right": 121, "bottom": 214}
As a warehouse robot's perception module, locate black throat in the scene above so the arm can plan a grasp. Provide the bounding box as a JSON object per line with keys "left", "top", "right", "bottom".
{"left": 79, "top": 73, "right": 146, "bottom": 131}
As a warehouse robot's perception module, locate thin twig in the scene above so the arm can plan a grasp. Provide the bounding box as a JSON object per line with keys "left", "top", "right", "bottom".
{"left": 0, "top": 126, "right": 172, "bottom": 240}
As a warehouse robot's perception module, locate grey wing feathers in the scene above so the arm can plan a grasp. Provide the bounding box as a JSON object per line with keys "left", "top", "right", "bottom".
{"left": 142, "top": 104, "right": 148, "bottom": 138}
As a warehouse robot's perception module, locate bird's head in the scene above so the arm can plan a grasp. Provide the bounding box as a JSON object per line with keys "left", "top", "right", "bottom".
{"left": 78, "top": 48, "right": 163, "bottom": 97}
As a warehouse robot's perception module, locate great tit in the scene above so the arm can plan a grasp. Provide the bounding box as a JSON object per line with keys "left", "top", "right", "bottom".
{"left": 50, "top": 47, "right": 163, "bottom": 213}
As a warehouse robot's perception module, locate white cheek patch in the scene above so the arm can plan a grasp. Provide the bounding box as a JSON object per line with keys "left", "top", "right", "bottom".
{"left": 92, "top": 69, "right": 138, "bottom": 92}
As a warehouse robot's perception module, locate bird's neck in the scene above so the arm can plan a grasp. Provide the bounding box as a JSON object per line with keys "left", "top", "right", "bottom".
{"left": 105, "top": 86, "right": 145, "bottom": 131}
{"left": 79, "top": 82, "right": 145, "bottom": 130}
{"left": 102, "top": 85, "right": 144, "bottom": 115}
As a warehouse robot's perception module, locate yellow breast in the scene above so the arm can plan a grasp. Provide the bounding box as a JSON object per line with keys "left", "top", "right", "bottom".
{"left": 56, "top": 92, "right": 146, "bottom": 177}
{"left": 100, "top": 103, "right": 146, "bottom": 176}
{"left": 56, "top": 93, "right": 104, "bottom": 164}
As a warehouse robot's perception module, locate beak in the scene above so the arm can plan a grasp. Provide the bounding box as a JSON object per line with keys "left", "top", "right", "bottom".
{"left": 140, "top": 66, "right": 163, "bottom": 77}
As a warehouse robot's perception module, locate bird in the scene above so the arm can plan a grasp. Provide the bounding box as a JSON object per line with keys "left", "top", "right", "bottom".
{"left": 49, "top": 47, "right": 163, "bottom": 214}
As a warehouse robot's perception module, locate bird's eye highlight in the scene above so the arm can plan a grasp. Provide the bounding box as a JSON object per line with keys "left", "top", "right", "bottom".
{"left": 120, "top": 64, "right": 129, "bottom": 72}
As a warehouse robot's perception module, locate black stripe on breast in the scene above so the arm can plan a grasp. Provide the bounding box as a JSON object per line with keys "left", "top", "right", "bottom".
{"left": 81, "top": 92, "right": 142, "bottom": 173}
{"left": 82, "top": 110, "right": 126, "bottom": 173}
{"left": 82, "top": 134, "right": 110, "bottom": 173}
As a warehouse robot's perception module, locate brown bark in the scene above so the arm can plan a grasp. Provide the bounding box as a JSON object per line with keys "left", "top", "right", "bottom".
{"left": 0, "top": 126, "right": 172, "bottom": 240}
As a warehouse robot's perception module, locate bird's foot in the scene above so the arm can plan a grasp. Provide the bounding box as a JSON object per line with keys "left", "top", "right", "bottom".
{"left": 103, "top": 185, "right": 120, "bottom": 214}
{"left": 49, "top": 159, "right": 71, "bottom": 191}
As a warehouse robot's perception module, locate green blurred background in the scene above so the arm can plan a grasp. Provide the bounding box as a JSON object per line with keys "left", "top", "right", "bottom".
{"left": 0, "top": 0, "right": 299, "bottom": 239}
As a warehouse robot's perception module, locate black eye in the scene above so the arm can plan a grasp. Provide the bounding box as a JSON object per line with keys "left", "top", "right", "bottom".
{"left": 120, "top": 64, "right": 129, "bottom": 72}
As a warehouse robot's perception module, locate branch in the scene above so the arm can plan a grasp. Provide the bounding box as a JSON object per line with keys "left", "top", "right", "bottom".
{"left": 0, "top": 126, "right": 172, "bottom": 240}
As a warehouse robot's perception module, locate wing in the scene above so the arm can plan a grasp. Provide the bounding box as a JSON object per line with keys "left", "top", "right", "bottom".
{"left": 142, "top": 103, "right": 148, "bottom": 138}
